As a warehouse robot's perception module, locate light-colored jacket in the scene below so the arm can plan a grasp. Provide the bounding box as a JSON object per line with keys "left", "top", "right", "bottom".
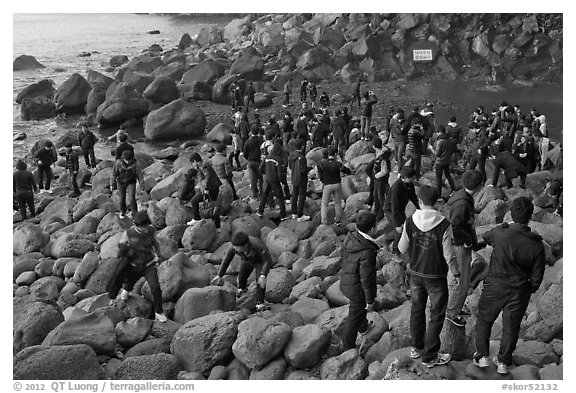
{"left": 212, "top": 152, "right": 232, "bottom": 180}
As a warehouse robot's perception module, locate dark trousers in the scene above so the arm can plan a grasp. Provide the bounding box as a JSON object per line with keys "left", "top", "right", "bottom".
{"left": 69, "top": 171, "right": 81, "bottom": 195}
{"left": 38, "top": 166, "right": 53, "bottom": 190}
{"left": 237, "top": 261, "right": 265, "bottom": 303}
{"left": 122, "top": 264, "right": 163, "bottom": 314}
{"left": 474, "top": 280, "right": 531, "bottom": 366}
{"left": 300, "top": 90, "right": 307, "bottom": 102}
{"left": 283, "top": 92, "right": 290, "bottom": 105}
{"left": 247, "top": 160, "right": 263, "bottom": 197}
{"left": 342, "top": 291, "right": 369, "bottom": 350}
{"left": 224, "top": 177, "right": 238, "bottom": 199}
{"left": 16, "top": 190, "right": 35, "bottom": 219}
{"left": 191, "top": 190, "right": 220, "bottom": 228}
{"left": 435, "top": 163, "right": 455, "bottom": 198}
{"left": 395, "top": 141, "right": 407, "bottom": 171}
{"left": 384, "top": 210, "right": 402, "bottom": 253}
{"left": 492, "top": 167, "right": 527, "bottom": 189}
{"left": 469, "top": 154, "right": 487, "bottom": 184}
{"left": 291, "top": 184, "right": 307, "bottom": 217}
{"left": 408, "top": 151, "right": 422, "bottom": 179}
{"left": 373, "top": 177, "right": 389, "bottom": 218}
{"left": 83, "top": 147, "right": 96, "bottom": 168}
{"left": 118, "top": 182, "right": 137, "bottom": 215}
{"left": 228, "top": 150, "right": 241, "bottom": 169}
{"left": 410, "top": 275, "right": 449, "bottom": 362}
{"left": 258, "top": 180, "right": 286, "bottom": 217}
{"left": 366, "top": 176, "right": 375, "bottom": 206}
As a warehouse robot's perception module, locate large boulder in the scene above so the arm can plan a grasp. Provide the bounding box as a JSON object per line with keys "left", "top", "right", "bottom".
{"left": 284, "top": 324, "right": 331, "bottom": 369}
{"left": 211, "top": 74, "right": 239, "bottom": 104}
{"left": 144, "top": 98, "right": 206, "bottom": 141}
{"left": 476, "top": 199, "right": 509, "bottom": 226}
{"left": 152, "top": 62, "right": 187, "bottom": 81}
{"left": 42, "top": 310, "right": 117, "bottom": 355}
{"left": 113, "top": 353, "right": 181, "bottom": 380}
{"left": 181, "top": 219, "right": 217, "bottom": 250}
{"left": 265, "top": 267, "right": 295, "bottom": 303}
{"left": 13, "top": 344, "right": 102, "bottom": 380}
{"left": 173, "top": 286, "right": 236, "bottom": 324}
{"left": 115, "top": 317, "right": 153, "bottom": 348}
{"left": 181, "top": 60, "right": 226, "bottom": 85}
{"left": 150, "top": 168, "right": 187, "bottom": 201}
{"left": 50, "top": 233, "right": 95, "bottom": 258}
{"left": 178, "top": 81, "right": 213, "bottom": 101}
{"left": 296, "top": 46, "right": 331, "bottom": 70}
{"left": 288, "top": 277, "right": 324, "bottom": 301}
{"left": 171, "top": 310, "right": 250, "bottom": 373}
{"left": 143, "top": 77, "right": 180, "bottom": 104}
{"left": 257, "top": 23, "right": 285, "bottom": 54}
{"left": 232, "top": 317, "right": 293, "bottom": 370}
{"left": 20, "top": 97, "right": 57, "bottom": 120}
{"left": 106, "top": 80, "right": 144, "bottom": 100}
{"left": 196, "top": 26, "right": 224, "bottom": 47}
{"left": 13, "top": 223, "right": 49, "bottom": 255}
{"left": 126, "top": 53, "right": 165, "bottom": 74}
{"left": 512, "top": 340, "right": 559, "bottom": 367}
{"left": 475, "top": 185, "right": 506, "bottom": 211}
{"left": 538, "top": 283, "right": 562, "bottom": 326}
{"left": 16, "top": 79, "right": 55, "bottom": 103}
{"left": 302, "top": 256, "right": 342, "bottom": 280}
{"left": 249, "top": 357, "right": 287, "bottom": 380}
{"left": 96, "top": 97, "right": 150, "bottom": 126}
{"left": 71, "top": 251, "right": 99, "bottom": 285}
{"left": 53, "top": 73, "right": 92, "bottom": 114}
{"left": 206, "top": 122, "right": 234, "bottom": 143}
{"left": 14, "top": 54, "right": 46, "bottom": 71}
{"left": 344, "top": 140, "right": 375, "bottom": 162}
{"left": 528, "top": 221, "right": 563, "bottom": 254}
{"left": 230, "top": 55, "right": 265, "bottom": 80}
{"left": 278, "top": 218, "right": 316, "bottom": 240}
{"left": 84, "top": 257, "right": 121, "bottom": 295}
{"left": 265, "top": 227, "right": 298, "bottom": 258}
{"left": 320, "top": 349, "right": 368, "bottom": 380}
{"left": 13, "top": 297, "right": 64, "bottom": 354}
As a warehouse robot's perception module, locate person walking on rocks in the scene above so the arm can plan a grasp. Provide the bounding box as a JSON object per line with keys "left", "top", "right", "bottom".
{"left": 211, "top": 231, "right": 272, "bottom": 312}
{"left": 78, "top": 123, "right": 98, "bottom": 169}
{"left": 243, "top": 126, "right": 264, "bottom": 199}
{"left": 446, "top": 116, "right": 463, "bottom": 169}
{"left": 283, "top": 78, "right": 292, "bottom": 107}
{"left": 339, "top": 211, "right": 379, "bottom": 351}
{"left": 300, "top": 78, "right": 308, "bottom": 102}
{"left": 371, "top": 137, "right": 392, "bottom": 221}
{"left": 406, "top": 118, "right": 425, "bottom": 180}
{"left": 64, "top": 142, "right": 81, "bottom": 197}
{"left": 467, "top": 122, "right": 490, "bottom": 184}
{"left": 309, "top": 82, "right": 318, "bottom": 107}
{"left": 282, "top": 111, "right": 294, "bottom": 147}
{"left": 398, "top": 185, "right": 460, "bottom": 368}
{"left": 383, "top": 166, "right": 420, "bottom": 255}
{"left": 330, "top": 109, "right": 347, "bottom": 160}
{"left": 317, "top": 146, "right": 352, "bottom": 225}
{"left": 350, "top": 76, "right": 362, "bottom": 113}
{"left": 229, "top": 128, "right": 243, "bottom": 171}
{"left": 319, "top": 91, "right": 330, "bottom": 110}
{"left": 473, "top": 197, "right": 545, "bottom": 374}
{"left": 34, "top": 140, "right": 56, "bottom": 192}
{"left": 257, "top": 143, "right": 289, "bottom": 221}
{"left": 432, "top": 125, "right": 456, "bottom": 201}
{"left": 110, "top": 210, "right": 168, "bottom": 322}
{"left": 110, "top": 150, "right": 142, "bottom": 218}
{"left": 390, "top": 109, "right": 408, "bottom": 172}
{"left": 187, "top": 153, "right": 222, "bottom": 228}
{"left": 244, "top": 81, "right": 256, "bottom": 110}
{"left": 212, "top": 143, "right": 238, "bottom": 200}
{"left": 13, "top": 159, "right": 37, "bottom": 220}
{"left": 491, "top": 150, "right": 527, "bottom": 189}
{"left": 114, "top": 132, "right": 134, "bottom": 161}
{"left": 445, "top": 170, "right": 485, "bottom": 327}
{"left": 290, "top": 138, "right": 311, "bottom": 222}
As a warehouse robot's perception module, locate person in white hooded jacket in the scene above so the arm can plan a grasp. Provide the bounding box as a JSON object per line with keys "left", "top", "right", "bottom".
{"left": 398, "top": 185, "right": 461, "bottom": 369}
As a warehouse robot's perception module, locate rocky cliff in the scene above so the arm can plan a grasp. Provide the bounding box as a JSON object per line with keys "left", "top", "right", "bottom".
{"left": 196, "top": 13, "right": 562, "bottom": 84}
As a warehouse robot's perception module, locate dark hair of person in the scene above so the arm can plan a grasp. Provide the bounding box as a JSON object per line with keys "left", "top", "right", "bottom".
{"left": 417, "top": 185, "right": 438, "bottom": 206}
{"left": 400, "top": 166, "right": 416, "bottom": 179}
{"left": 45, "top": 141, "right": 53, "bottom": 147}
{"left": 190, "top": 152, "right": 202, "bottom": 162}
{"left": 118, "top": 133, "right": 128, "bottom": 142}
{"left": 294, "top": 138, "right": 304, "bottom": 150}
{"left": 16, "top": 159, "right": 27, "bottom": 170}
{"left": 327, "top": 146, "right": 337, "bottom": 157}
{"left": 449, "top": 116, "right": 457, "bottom": 122}
{"left": 65, "top": 142, "right": 73, "bottom": 148}
{"left": 461, "top": 170, "right": 484, "bottom": 190}
{"left": 231, "top": 231, "right": 249, "bottom": 246}
{"left": 356, "top": 211, "right": 377, "bottom": 233}
{"left": 510, "top": 197, "right": 534, "bottom": 225}
{"left": 122, "top": 150, "right": 134, "bottom": 160}
{"left": 216, "top": 143, "right": 227, "bottom": 153}
{"left": 133, "top": 211, "right": 152, "bottom": 226}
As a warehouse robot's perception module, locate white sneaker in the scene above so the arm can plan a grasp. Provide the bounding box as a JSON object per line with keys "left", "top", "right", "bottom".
{"left": 472, "top": 354, "right": 490, "bottom": 368}
{"left": 410, "top": 347, "right": 422, "bottom": 359}
{"left": 492, "top": 357, "right": 509, "bottom": 374}
{"left": 187, "top": 218, "right": 201, "bottom": 225}
{"left": 297, "top": 215, "right": 311, "bottom": 222}
{"left": 120, "top": 289, "right": 129, "bottom": 301}
{"left": 291, "top": 214, "right": 298, "bottom": 219}
{"left": 155, "top": 313, "right": 168, "bottom": 323}
{"left": 119, "top": 212, "right": 126, "bottom": 219}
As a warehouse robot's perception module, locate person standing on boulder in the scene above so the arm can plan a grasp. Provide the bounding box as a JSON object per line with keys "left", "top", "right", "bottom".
{"left": 431, "top": 125, "right": 456, "bottom": 201}
{"left": 110, "top": 150, "right": 142, "bottom": 218}
{"left": 319, "top": 91, "right": 330, "bottom": 110}
{"left": 339, "top": 211, "right": 378, "bottom": 351}
{"left": 491, "top": 150, "right": 528, "bottom": 189}
{"left": 257, "top": 143, "right": 289, "bottom": 221}
{"left": 243, "top": 126, "right": 264, "bottom": 200}
{"left": 390, "top": 109, "right": 407, "bottom": 172}
{"left": 290, "top": 138, "right": 311, "bottom": 222}
{"left": 473, "top": 197, "right": 545, "bottom": 375}
{"left": 229, "top": 82, "right": 238, "bottom": 110}
{"left": 78, "top": 123, "right": 98, "bottom": 169}
{"left": 330, "top": 109, "right": 347, "bottom": 160}
{"left": 212, "top": 143, "right": 238, "bottom": 201}
{"left": 34, "top": 140, "right": 56, "bottom": 193}
{"left": 244, "top": 81, "right": 256, "bottom": 110}
{"left": 371, "top": 137, "right": 392, "bottom": 222}
{"left": 13, "top": 159, "right": 37, "bottom": 220}
{"left": 283, "top": 78, "right": 292, "bottom": 107}
{"left": 445, "top": 170, "right": 486, "bottom": 327}
{"left": 110, "top": 210, "right": 168, "bottom": 323}
{"left": 64, "top": 142, "right": 81, "bottom": 197}
{"left": 398, "top": 185, "right": 460, "bottom": 368}
{"left": 350, "top": 76, "right": 362, "bottom": 113}
{"left": 282, "top": 111, "right": 294, "bottom": 147}
{"left": 187, "top": 153, "right": 222, "bottom": 228}
{"left": 211, "top": 231, "right": 272, "bottom": 312}
{"left": 467, "top": 122, "right": 490, "bottom": 184}
{"left": 360, "top": 91, "right": 378, "bottom": 141}
{"left": 406, "top": 118, "right": 425, "bottom": 180}
{"left": 317, "top": 146, "right": 352, "bottom": 225}
{"left": 300, "top": 78, "right": 308, "bottom": 102}
{"left": 309, "top": 82, "right": 318, "bottom": 108}
{"left": 114, "top": 132, "right": 134, "bottom": 161}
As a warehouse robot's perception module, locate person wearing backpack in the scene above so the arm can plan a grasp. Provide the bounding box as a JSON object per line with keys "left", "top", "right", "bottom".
{"left": 290, "top": 138, "right": 311, "bottom": 222}
{"left": 78, "top": 123, "right": 98, "bottom": 168}
{"left": 109, "top": 210, "right": 168, "bottom": 322}
{"left": 110, "top": 150, "right": 143, "bottom": 218}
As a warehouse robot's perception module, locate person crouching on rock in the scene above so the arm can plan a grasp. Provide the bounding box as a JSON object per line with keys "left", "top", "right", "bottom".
{"left": 339, "top": 211, "right": 378, "bottom": 352}
{"left": 109, "top": 210, "right": 168, "bottom": 323}
{"left": 211, "top": 231, "right": 272, "bottom": 312}
{"left": 187, "top": 153, "right": 222, "bottom": 228}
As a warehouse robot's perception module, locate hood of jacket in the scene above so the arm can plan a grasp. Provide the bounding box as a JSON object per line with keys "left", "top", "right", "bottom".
{"left": 411, "top": 208, "right": 447, "bottom": 232}
{"left": 343, "top": 230, "right": 377, "bottom": 255}
{"left": 447, "top": 188, "right": 473, "bottom": 208}
{"left": 447, "top": 122, "right": 458, "bottom": 128}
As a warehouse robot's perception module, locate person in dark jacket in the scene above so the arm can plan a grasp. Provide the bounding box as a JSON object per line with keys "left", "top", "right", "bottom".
{"left": 446, "top": 116, "right": 463, "bottom": 168}
{"left": 390, "top": 110, "right": 408, "bottom": 172}
{"left": 110, "top": 211, "right": 167, "bottom": 322}
{"left": 244, "top": 82, "right": 256, "bottom": 110}
{"left": 473, "top": 197, "right": 546, "bottom": 374}
{"left": 110, "top": 149, "right": 142, "bottom": 217}
{"left": 309, "top": 82, "right": 318, "bottom": 107}
{"left": 243, "top": 127, "right": 264, "bottom": 198}
{"left": 211, "top": 231, "right": 272, "bottom": 312}
{"left": 350, "top": 77, "right": 362, "bottom": 112}
{"left": 64, "top": 142, "right": 81, "bottom": 197}
{"left": 238, "top": 113, "right": 251, "bottom": 148}
{"left": 432, "top": 127, "right": 456, "bottom": 200}
{"left": 398, "top": 185, "right": 461, "bottom": 368}
{"left": 282, "top": 111, "right": 294, "bottom": 147}
{"left": 445, "top": 170, "right": 486, "bottom": 327}
{"left": 371, "top": 137, "right": 392, "bottom": 221}
{"left": 468, "top": 122, "right": 490, "bottom": 184}
{"left": 78, "top": 123, "right": 98, "bottom": 168}
{"left": 179, "top": 167, "right": 197, "bottom": 203}
{"left": 491, "top": 150, "right": 527, "bottom": 189}
{"left": 360, "top": 91, "right": 378, "bottom": 140}
{"left": 265, "top": 116, "right": 281, "bottom": 141}
{"left": 13, "top": 159, "right": 37, "bottom": 219}
{"left": 290, "top": 139, "right": 311, "bottom": 222}
{"left": 330, "top": 109, "right": 347, "bottom": 160}
{"left": 34, "top": 140, "right": 56, "bottom": 192}
{"left": 294, "top": 114, "right": 309, "bottom": 142}
{"left": 402, "top": 106, "right": 425, "bottom": 135}
{"left": 339, "top": 211, "right": 379, "bottom": 350}
{"left": 319, "top": 91, "right": 330, "bottom": 109}
{"left": 513, "top": 132, "right": 538, "bottom": 174}
{"left": 317, "top": 146, "right": 352, "bottom": 225}
{"left": 406, "top": 118, "right": 425, "bottom": 179}
{"left": 383, "top": 166, "right": 420, "bottom": 255}
{"left": 257, "top": 143, "right": 288, "bottom": 220}
{"left": 114, "top": 132, "right": 134, "bottom": 161}
{"left": 187, "top": 153, "right": 223, "bottom": 228}
{"left": 300, "top": 78, "right": 308, "bottom": 102}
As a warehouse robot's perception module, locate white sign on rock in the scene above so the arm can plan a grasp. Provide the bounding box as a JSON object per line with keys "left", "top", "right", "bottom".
{"left": 413, "top": 49, "right": 433, "bottom": 61}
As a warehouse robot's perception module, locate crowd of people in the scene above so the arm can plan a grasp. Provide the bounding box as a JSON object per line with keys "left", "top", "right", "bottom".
{"left": 13, "top": 78, "right": 563, "bottom": 372}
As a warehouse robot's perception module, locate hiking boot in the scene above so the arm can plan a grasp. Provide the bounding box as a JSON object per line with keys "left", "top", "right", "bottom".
{"left": 422, "top": 353, "right": 451, "bottom": 368}
{"left": 358, "top": 320, "right": 374, "bottom": 339}
{"left": 446, "top": 315, "right": 467, "bottom": 327}
{"left": 410, "top": 347, "right": 422, "bottom": 359}
{"left": 472, "top": 354, "right": 490, "bottom": 368}
{"left": 187, "top": 218, "right": 201, "bottom": 225}
{"left": 297, "top": 215, "right": 311, "bottom": 222}
{"left": 492, "top": 357, "right": 509, "bottom": 374}
{"left": 154, "top": 313, "right": 168, "bottom": 323}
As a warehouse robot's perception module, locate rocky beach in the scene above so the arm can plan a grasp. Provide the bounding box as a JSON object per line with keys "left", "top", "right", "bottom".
{"left": 13, "top": 13, "right": 562, "bottom": 381}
